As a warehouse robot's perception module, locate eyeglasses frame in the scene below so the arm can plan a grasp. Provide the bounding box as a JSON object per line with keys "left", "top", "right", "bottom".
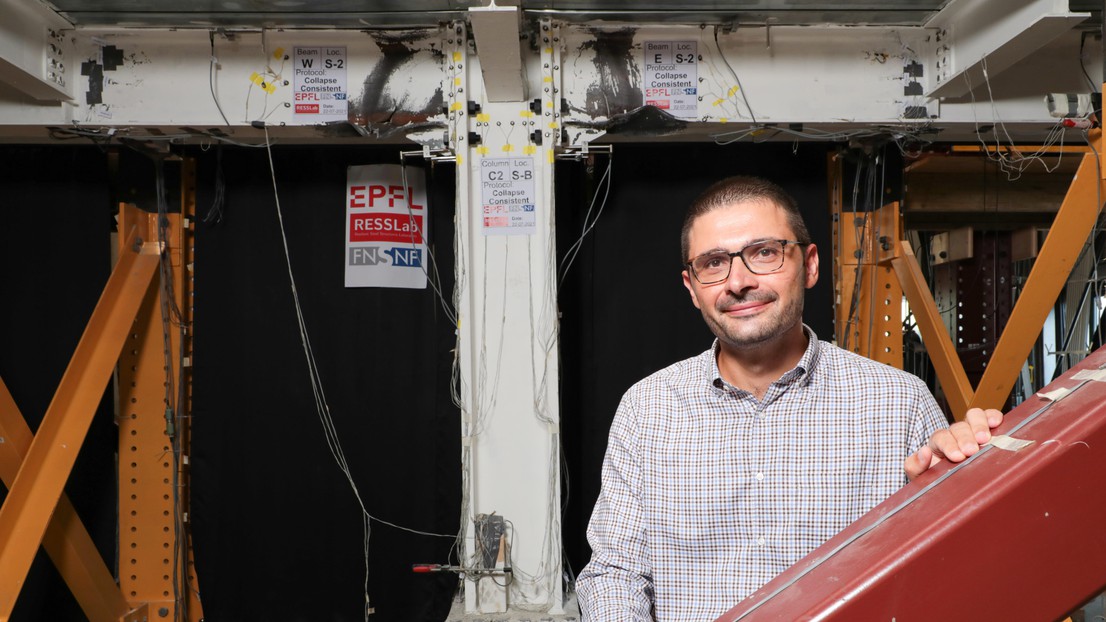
{"left": 685, "top": 239, "right": 809, "bottom": 285}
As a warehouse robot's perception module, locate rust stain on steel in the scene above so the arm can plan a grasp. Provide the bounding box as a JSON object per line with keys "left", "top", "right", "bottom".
{"left": 354, "top": 31, "right": 445, "bottom": 129}
{"left": 579, "top": 29, "right": 642, "bottom": 118}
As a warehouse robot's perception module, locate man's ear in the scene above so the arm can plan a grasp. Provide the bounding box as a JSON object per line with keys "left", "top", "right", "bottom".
{"left": 803, "top": 243, "right": 819, "bottom": 289}
{"left": 682, "top": 270, "right": 702, "bottom": 309}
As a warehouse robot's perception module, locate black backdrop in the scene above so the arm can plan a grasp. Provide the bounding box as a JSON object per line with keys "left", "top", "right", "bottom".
{"left": 0, "top": 146, "right": 117, "bottom": 622}
{"left": 556, "top": 142, "right": 835, "bottom": 578}
{"left": 190, "top": 146, "right": 461, "bottom": 622}
{"left": 0, "top": 141, "right": 834, "bottom": 622}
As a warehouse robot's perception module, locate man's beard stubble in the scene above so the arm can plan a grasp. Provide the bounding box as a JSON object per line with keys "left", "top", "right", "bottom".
{"left": 703, "top": 289, "right": 805, "bottom": 349}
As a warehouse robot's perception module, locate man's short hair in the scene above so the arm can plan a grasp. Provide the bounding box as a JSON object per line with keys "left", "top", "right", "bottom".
{"left": 681, "top": 176, "right": 812, "bottom": 262}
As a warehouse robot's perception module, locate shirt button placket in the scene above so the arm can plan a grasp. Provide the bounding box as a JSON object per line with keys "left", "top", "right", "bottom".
{"left": 752, "top": 401, "right": 768, "bottom": 552}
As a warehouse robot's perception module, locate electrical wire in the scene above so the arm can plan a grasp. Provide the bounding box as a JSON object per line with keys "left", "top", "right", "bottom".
{"left": 712, "top": 123, "right": 893, "bottom": 146}
{"left": 209, "top": 31, "right": 231, "bottom": 127}
{"left": 259, "top": 125, "right": 457, "bottom": 621}
{"left": 398, "top": 155, "right": 458, "bottom": 325}
{"left": 712, "top": 25, "right": 757, "bottom": 124}
{"left": 153, "top": 159, "right": 193, "bottom": 621}
{"left": 841, "top": 157, "right": 867, "bottom": 351}
{"left": 558, "top": 153, "right": 613, "bottom": 287}
{"left": 964, "top": 54, "right": 1070, "bottom": 181}
{"left": 202, "top": 145, "right": 226, "bottom": 224}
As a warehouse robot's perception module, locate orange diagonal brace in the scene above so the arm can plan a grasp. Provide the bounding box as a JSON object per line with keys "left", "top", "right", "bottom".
{"left": 892, "top": 239, "right": 974, "bottom": 419}
{"left": 0, "top": 224, "right": 159, "bottom": 620}
{"left": 970, "top": 149, "right": 1106, "bottom": 410}
{"left": 0, "top": 378, "right": 128, "bottom": 622}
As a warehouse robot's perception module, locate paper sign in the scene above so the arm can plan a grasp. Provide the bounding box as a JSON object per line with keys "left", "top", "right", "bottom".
{"left": 643, "top": 41, "right": 698, "bottom": 120}
{"left": 480, "top": 157, "right": 536, "bottom": 236}
{"left": 345, "top": 164, "right": 428, "bottom": 289}
{"left": 294, "top": 46, "right": 348, "bottom": 123}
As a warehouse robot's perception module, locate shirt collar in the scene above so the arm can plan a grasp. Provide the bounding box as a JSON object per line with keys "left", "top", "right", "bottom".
{"left": 705, "top": 324, "right": 822, "bottom": 391}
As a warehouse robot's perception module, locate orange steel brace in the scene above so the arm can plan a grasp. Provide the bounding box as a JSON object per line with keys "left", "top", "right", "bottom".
{"left": 893, "top": 132, "right": 1105, "bottom": 419}
{"left": 0, "top": 216, "right": 160, "bottom": 620}
{"left": 0, "top": 378, "right": 128, "bottom": 622}
{"left": 970, "top": 136, "right": 1106, "bottom": 410}
{"left": 178, "top": 158, "right": 202, "bottom": 621}
{"left": 828, "top": 157, "right": 904, "bottom": 367}
{"left": 117, "top": 158, "right": 202, "bottom": 621}
{"left": 892, "top": 239, "right": 974, "bottom": 418}
{"left": 835, "top": 202, "right": 904, "bottom": 366}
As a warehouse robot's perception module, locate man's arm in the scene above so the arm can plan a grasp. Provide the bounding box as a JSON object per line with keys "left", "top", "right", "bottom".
{"left": 905, "top": 407, "right": 1004, "bottom": 480}
{"left": 576, "top": 397, "right": 655, "bottom": 622}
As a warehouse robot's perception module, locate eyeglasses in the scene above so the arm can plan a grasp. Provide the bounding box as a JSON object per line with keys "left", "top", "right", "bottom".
{"left": 686, "top": 239, "right": 806, "bottom": 284}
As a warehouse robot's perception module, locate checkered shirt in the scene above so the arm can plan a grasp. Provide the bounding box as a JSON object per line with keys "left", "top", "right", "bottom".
{"left": 576, "top": 327, "right": 946, "bottom": 621}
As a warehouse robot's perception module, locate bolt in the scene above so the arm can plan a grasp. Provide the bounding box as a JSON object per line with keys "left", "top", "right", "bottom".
{"left": 158, "top": 607, "right": 169, "bottom": 617}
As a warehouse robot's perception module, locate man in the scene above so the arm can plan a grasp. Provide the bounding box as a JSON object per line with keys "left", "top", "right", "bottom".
{"left": 575, "top": 176, "right": 1002, "bottom": 621}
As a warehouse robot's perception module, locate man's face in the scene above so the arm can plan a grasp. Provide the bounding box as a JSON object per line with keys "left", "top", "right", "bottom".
{"left": 681, "top": 199, "right": 819, "bottom": 350}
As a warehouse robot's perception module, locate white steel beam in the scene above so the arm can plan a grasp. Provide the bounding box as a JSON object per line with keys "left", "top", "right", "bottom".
{"left": 0, "top": 15, "right": 1093, "bottom": 144}
{"left": 924, "top": 0, "right": 1089, "bottom": 99}
{"left": 0, "top": 0, "right": 73, "bottom": 102}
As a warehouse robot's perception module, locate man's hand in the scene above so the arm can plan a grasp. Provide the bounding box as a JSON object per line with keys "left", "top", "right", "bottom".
{"left": 904, "top": 408, "right": 1004, "bottom": 480}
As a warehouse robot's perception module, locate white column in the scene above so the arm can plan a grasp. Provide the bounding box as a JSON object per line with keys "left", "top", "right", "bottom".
{"left": 449, "top": 18, "right": 566, "bottom": 616}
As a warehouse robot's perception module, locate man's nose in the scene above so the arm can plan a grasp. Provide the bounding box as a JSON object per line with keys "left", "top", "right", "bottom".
{"left": 724, "top": 257, "right": 759, "bottom": 293}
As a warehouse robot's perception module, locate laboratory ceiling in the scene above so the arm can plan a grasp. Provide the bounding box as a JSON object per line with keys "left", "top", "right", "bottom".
{"left": 32, "top": 0, "right": 992, "bottom": 29}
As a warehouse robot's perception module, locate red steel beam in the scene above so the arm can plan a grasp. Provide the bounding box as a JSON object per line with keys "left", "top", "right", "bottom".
{"left": 716, "top": 344, "right": 1106, "bottom": 622}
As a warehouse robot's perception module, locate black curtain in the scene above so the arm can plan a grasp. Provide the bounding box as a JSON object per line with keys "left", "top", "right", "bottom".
{"left": 556, "top": 142, "right": 835, "bottom": 578}
{"left": 0, "top": 146, "right": 117, "bottom": 622}
{"left": 190, "top": 146, "right": 460, "bottom": 622}
{"left": 0, "top": 140, "right": 835, "bottom": 621}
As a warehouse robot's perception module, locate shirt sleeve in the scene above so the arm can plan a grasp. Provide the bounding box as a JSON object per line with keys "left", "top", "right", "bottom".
{"left": 575, "top": 392, "right": 655, "bottom": 622}
{"left": 908, "top": 377, "right": 950, "bottom": 454}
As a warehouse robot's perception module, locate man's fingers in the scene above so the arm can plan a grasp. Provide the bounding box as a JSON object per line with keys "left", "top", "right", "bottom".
{"left": 964, "top": 407, "right": 993, "bottom": 445}
{"left": 908, "top": 408, "right": 1005, "bottom": 480}
{"left": 929, "top": 424, "right": 978, "bottom": 462}
{"left": 905, "top": 445, "right": 935, "bottom": 481}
